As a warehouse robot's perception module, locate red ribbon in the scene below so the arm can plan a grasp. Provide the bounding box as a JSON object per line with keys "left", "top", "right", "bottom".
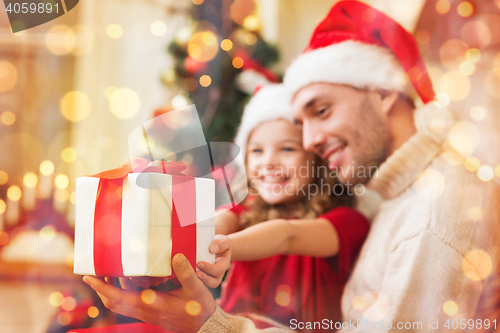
{"left": 89, "top": 159, "right": 197, "bottom": 277}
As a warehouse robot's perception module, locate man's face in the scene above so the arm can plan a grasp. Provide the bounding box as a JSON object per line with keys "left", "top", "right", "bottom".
{"left": 292, "top": 83, "right": 391, "bottom": 185}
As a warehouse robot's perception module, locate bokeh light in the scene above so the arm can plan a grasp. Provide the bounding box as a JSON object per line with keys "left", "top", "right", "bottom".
{"left": 70, "top": 191, "right": 77, "bottom": 205}
{"left": 40, "top": 160, "right": 55, "bottom": 176}
{"left": 457, "top": 1, "right": 473, "bottom": 17}
{"left": 55, "top": 174, "right": 69, "bottom": 189}
{"left": 40, "top": 225, "right": 56, "bottom": 241}
{"left": 0, "top": 61, "right": 18, "bottom": 92}
{"left": 61, "top": 147, "right": 78, "bottom": 163}
{"left": 141, "top": 290, "right": 157, "bottom": 305}
{"left": 187, "top": 31, "right": 218, "bottom": 63}
{"left": 55, "top": 189, "right": 69, "bottom": 202}
{"left": 45, "top": 25, "right": 75, "bottom": 55}
{"left": 275, "top": 284, "right": 291, "bottom": 307}
{"left": 0, "top": 200, "right": 6, "bottom": 214}
{"left": 464, "top": 157, "right": 481, "bottom": 171}
{"left": 440, "top": 40, "right": 468, "bottom": 69}
{"left": 57, "top": 312, "right": 72, "bottom": 326}
{"left": 477, "top": 165, "right": 494, "bottom": 181}
{"left": 199, "top": 75, "right": 211, "bottom": 87}
{"left": 49, "top": 292, "right": 64, "bottom": 307}
{"left": 0, "top": 170, "right": 7, "bottom": 185}
{"left": 106, "top": 24, "right": 123, "bottom": 39}
{"left": 185, "top": 300, "right": 201, "bottom": 316}
{"left": 245, "top": 33, "right": 257, "bottom": 45}
{"left": 61, "top": 297, "right": 77, "bottom": 311}
{"left": 221, "top": 39, "right": 233, "bottom": 51}
{"left": 468, "top": 207, "right": 483, "bottom": 221}
{"left": 440, "top": 71, "right": 470, "bottom": 101}
{"left": 193, "top": 0, "right": 204, "bottom": 4}
{"left": 109, "top": 88, "right": 140, "bottom": 119}
{"left": 415, "top": 30, "right": 430, "bottom": 45}
{"left": 443, "top": 300, "right": 458, "bottom": 315}
{"left": 462, "top": 249, "right": 492, "bottom": 281}
{"left": 7, "top": 186, "right": 21, "bottom": 201}
{"left": 465, "top": 48, "right": 481, "bottom": 62}
{"left": 171, "top": 95, "right": 188, "bottom": 109}
{"left": 448, "top": 121, "right": 479, "bottom": 156}
{"left": 231, "top": 0, "right": 258, "bottom": 26}
{"left": 0, "top": 111, "right": 15, "bottom": 126}
{"left": 88, "top": 306, "right": 99, "bottom": 318}
{"left": 461, "top": 21, "right": 491, "bottom": 49}
{"left": 71, "top": 25, "right": 95, "bottom": 56}
{"left": 435, "top": 0, "right": 451, "bottom": 14}
{"left": 458, "top": 61, "right": 475, "bottom": 76}
{"left": 175, "top": 26, "right": 192, "bottom": 45}
{"left": 232, "top": 57, "right": 244, "bottom": 68}
{"left": 351, "top": 296, "right": 366, "bottom": 310}
{"left": 496, "top": 165, "right": 500, "bottom": 178}
{"left": 485, "top": 69, "right": 500, "bottom": 98}
{"left": 23, "top": 172, "right": 38, "bottom": 188}
{"left": 470, "top": 106, "right": 486, "bottom": 121}
{"left": 60, "top": 91, "right": 92, "bottom": 122}
{"left": 243, "top": 15, "right": 260, "bottom": 31}
{"left": 150, "top": 21, "right": 167, "bottom": 37}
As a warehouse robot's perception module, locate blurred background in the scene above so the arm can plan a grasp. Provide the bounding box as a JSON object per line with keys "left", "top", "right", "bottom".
{"left": 0, "top": 0, "right": 499, "bottom": 332}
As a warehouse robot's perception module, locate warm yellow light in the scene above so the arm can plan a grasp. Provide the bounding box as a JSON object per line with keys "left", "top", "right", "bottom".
{"left": 232, "top": 57, "right": 244, "bottom": 69}
{"left": 457, "top": 1, "right": 473, "bottom": 17}
{"left": 496, "top": 164, "right": 500, "bottom": 178}
{"left": 440, "top": 40, "right": 468, "bottom": 69}
{"left": 415, "top": 30, "right": 430, "bottom": 45}
{"left": 470, "top": 106, "right": 486, "bottom": 121}
{"left": 435, "top": 0, "right": 451, "bottom": 14}
{"left": 70, "top": 191, "right": 77, "bottom": 205}
{"left": 49, "top": 292, "right": 64, "bottom": 307}
{"left": 458, "top": 61, "right": 475, "bottom": 76}
{"left": 220, "top": 39, "right": 233, "bottom": 51}
{"left": 0, "top": 61, "right": 18, "bottom": 92}
{"left": 351, "top": 296, "right": 366, "bottom": 310}
{"left": 275, "top": 284, "right": 291, "bottom": 307}
{"left": 40, "top": 225, "right": 56, "bottom": 241}
{"left": 23, "top": 172, "right": 38, "bottom": 188}
{"left": 54, "top": 189, "right": 69, "bottom": 202}
{"left": 185, "top": 300, "right": 201, "bottom": 316}
{"left": 1, "top": 111, "right": 16, "bottom": 125}
{"left": 468, "top": 207, "right": 483, "bottom": 221}
{"left": 141, "top": 290, "right": 157, "bottom": 305}
{"left": 71, "top": 25, "right": 95, "bottom": 56}
{"left": 462, "top": 249, "right": 492, "bottom": 281}
{"left": 171, "top": 95, "right": 188, "bottom": 109}
{"left": 0, "top": 200, "right": 6, "bottom": 214}
{"left": 87, "top": 306, "right": 99, "bottom": 318}
{"left": 150, "top": 21, "right": 167, "bottom": 37}
{"left": 40, "top": 160, "right": 55, "bottom": 176}
{"left": 55, "top": 174, "right": 69, "bottom": 189}
{"left": 187, "top": 31, "right": 218, "bottom": 63}
{"left": 245, "top": 33, "right": 257, "bottom": 45}
{"left": 199, "top": 75, "right": 211, "bottom": 87}
{"left": 192, "top": 0, "right": 204, "bottom": 4}
{"left": 0, "top": 170, "right": 8, "bottom": 185}
{"left": 104, "top": 86, "right": 117, "bottom": 99}
{"left": 7, "top": 186, "right": 21, "bottom": 201}
{"left": 465, "top": 48, "right": 481, "bottom": 62}
{"left": 60, "top": 91, "right": 91, "bottom": 122}
{"left": 443, "top": 301, "right": 458, "bottom": 315}
{"left": 477, "top": 165, "right": 494, "bottom": 181}
{"left": 243, "top": 15, "right": 260, "bottom": 31}
{"left": 464, "top": 157, "right": 481, "bottom": 171}
{"left": 106, "top": 24, "right": 123, "bottom": 39}
{"left": 61, "top": 147, "right": 78, "bottom": 163}
{"left": 45, "top": 25, "right": 75, "bottom": 55}
{"left": 109, "top": 88, "right": 140, "bottom": 119}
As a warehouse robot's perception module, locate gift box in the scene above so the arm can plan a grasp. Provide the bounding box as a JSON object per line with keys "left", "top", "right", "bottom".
{"left": 74, "top": 159, "right": 215, "bottom": 277}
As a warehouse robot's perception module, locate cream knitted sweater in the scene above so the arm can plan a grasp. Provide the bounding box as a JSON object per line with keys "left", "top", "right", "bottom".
{"left": 199, "top": 104, "right": 500, "bottom": 333}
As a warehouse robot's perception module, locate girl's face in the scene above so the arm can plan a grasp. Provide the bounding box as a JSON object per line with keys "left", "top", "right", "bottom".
{"left": 246, "top": 119, "right": 315, "bottom": 205}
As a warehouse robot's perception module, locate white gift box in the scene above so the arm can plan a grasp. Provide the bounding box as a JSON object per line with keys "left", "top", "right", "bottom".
{"left": 74, "top": 172, "right": 215, "bottom": 277}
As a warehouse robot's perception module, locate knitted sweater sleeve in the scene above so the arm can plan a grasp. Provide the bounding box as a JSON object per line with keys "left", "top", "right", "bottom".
{"left": 199, "top": 307, "right": 291, "bottom": 333}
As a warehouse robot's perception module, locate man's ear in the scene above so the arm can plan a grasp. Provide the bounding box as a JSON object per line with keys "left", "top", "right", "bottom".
{"left": 377, "top": 90, "right": 399, "bottom": 115}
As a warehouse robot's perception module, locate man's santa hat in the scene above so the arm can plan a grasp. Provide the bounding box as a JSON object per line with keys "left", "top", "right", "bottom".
{"left": 235, "top": 84, "right": 293, "bottom": 160}
{"left": 284, "top": 0, "right": 435, "bottom": 104}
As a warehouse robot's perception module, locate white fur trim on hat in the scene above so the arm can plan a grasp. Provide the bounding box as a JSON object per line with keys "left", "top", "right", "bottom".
{"left": 284, "top": 40, "right": 416, "bottom": 99}
{"left": 235, "top": 84, "right": 294, "bottom": 161}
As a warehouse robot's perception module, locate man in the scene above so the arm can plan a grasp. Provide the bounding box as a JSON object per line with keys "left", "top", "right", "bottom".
{"left": 85, "top": 1, "right": 500, "bottom": 332}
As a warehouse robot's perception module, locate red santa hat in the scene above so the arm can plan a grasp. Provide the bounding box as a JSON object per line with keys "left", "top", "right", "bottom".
{"left": 235, "top": 84, "right": 293, "bottom": 160}
{"left": 284, "top": 0, "right": 435, "bottom": 104}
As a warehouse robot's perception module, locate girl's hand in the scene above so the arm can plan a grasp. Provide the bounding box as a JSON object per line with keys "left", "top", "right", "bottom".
{"left": 196, "top": 234, "right": 231, "bottom": 288}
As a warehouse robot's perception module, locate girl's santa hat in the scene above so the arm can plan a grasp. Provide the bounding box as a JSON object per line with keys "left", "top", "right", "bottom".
{"left": 235, "top": 84, "right": 293, "bottom": 159}
{"left": 284, "top": 0, "right": 435, "bottom": 104}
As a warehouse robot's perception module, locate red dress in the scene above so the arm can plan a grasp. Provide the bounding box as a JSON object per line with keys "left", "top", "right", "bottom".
{"left": 218, "top": 205, "right": 369, "bottom": 332}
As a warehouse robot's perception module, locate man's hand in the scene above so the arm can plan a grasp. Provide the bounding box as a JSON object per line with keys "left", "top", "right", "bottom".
{"left": 83, "top": 253, "right": 216, "bottom": 333}
{"left": 196, "top": 234, "right": 231, "bottom": 288}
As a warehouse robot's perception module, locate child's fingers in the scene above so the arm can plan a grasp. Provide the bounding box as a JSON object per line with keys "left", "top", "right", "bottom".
{"left": 128, "top": 277, "right": 142, "bottom": 288}
{"left": 196, "top": 271, "right": 221, "bottom": 289}
{"left": 197, "top": 260, "right": 229, "bottom": 281}
{"left": 119, "top": 277, "right": 136, "bottom": 290}
{"left": 140, "top": 277, "right": 152, "bottom": 289}
{"left": 210, "top": 235, "right": 231, "bottom": 254}
{"left": 158, "top": 277, "right": 169, "bottom": 284}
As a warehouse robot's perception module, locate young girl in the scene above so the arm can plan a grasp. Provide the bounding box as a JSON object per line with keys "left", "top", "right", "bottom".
{"left": 210, "top": 84, "right": 370, "bottom": 331}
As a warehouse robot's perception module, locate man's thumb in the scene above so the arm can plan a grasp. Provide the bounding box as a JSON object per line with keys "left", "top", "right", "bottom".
{"left": 172, "top": 253, "right": 203, "bottom": 290}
